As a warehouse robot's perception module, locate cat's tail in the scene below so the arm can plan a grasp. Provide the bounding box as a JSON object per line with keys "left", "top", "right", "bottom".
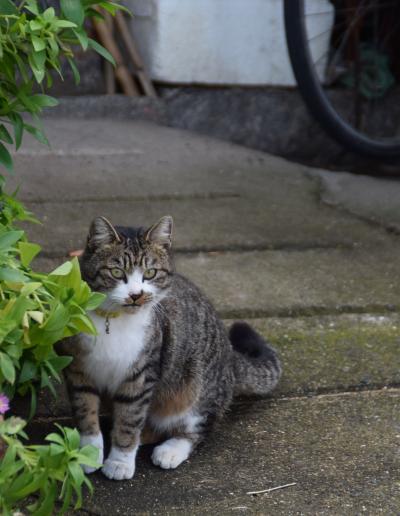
{"left": 229, "top": 322, "right": 282, "bottom": 396}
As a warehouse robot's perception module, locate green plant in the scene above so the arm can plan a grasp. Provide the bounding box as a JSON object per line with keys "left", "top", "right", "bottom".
{"left": 0, "top": 415, "right": 99, "bottom": 515}
{"left": 0, "top": 189, "right": 104, "bottom": 412}
{"left": 0, "top": 0, "right": 120, "bottom": 171}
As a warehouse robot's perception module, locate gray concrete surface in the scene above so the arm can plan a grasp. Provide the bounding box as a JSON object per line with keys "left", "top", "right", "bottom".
{"left": 42, "top": 92, "right": 400, "bottom": 175}
{"left": 10, "top": 118, "right": 400, "bottom": 514}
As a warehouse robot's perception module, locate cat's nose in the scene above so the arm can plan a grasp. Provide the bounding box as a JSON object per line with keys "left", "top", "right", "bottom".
{"left": 129, "top": 291, "right": 143, "bottom": 302}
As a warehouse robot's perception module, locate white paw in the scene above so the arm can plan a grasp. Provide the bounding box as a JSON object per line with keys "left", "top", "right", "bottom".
{"left": 80, "top": 433, "right": 104, "bottom": 474}
{"left": 102, "top": 458, "right": 135, "bottom": 480}
{"left": 151, "top": 438, "right": 192, "bottom": 470}
{"left": 101, "top": 445, "right": 138, "bottom": 480}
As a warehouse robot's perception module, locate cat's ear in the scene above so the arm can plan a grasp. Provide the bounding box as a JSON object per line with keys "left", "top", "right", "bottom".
{"left": 145, "top": 215, "right": 173, "bottom": 248}
{"left": 87, "top": 217, "right": 121, "bottom": 248}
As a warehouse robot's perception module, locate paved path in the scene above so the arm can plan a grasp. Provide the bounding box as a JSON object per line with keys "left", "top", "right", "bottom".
{"left": 11, "top": 118, "right": 400, "bottom": 514}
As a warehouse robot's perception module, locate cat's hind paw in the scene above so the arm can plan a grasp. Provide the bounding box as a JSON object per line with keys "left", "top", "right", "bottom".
{"left": 102, "top": 459, "right": 135, "bottom": 480}
{"left": 152, "top": 438, "right": 192, "bottom": 469}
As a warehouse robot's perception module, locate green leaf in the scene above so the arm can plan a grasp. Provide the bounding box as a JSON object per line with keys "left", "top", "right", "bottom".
{"left": 0, "top": 124, "right": 13, "bottom": 144}
{"left": 0, "top": 320, "right": 17, "bottom": 344}
{"left": 86, "top": 292, "right": 106, "bottom": 310}
{"left": 54, "top": 19, "right": 78, "bottom": 28}
{"left": 18, "top": 241, "right": 41, "bottom": 267}
{"left": 99, "top": 1, "right": 131, "bottom": 16}
{"left": 31, "top": 94, "right": 59, "bottom": 109}
{"left": 0, "top": 0, "right": 18, "bottom": 15}
{"left": 67, "top": 56, "right": 80, "bottom": 84}
{"left": 73, "top": 27, "right": 89, "bottom": 50}
{"left": 45, "top": 432, "right": 66, "bottom": 445}
{"left": 24, "top": 124, "right": 49, "bottom": 146}
{"left": 43, "top": 6, "right": 56, "bottom": 21}
{"left": 61, "top": 0, "right": 85, "bottom": 26}
{"left": 0, "top": 142, "right": 13, "bottom": 172}
{"left": 68, "top": 460, "right": 85, "bottom": 486}
{"left": 64, "top": 426, "right": 80, "bottom": 450}
{"left": 14, "top": 55, "right": 29, "bottom": 83}
{"left": 50, "top": 261, "right": 73, "bottom": 276}
{"left": 31, "top": 35, "right": 46, "bottom": 52}
{"left": 19, "top": 360, "right": 38, "bottom": 383}
{"left": 70, "top": 314, "right": 96, "bottom": 334}
{"left": 88, "top": 37, "right": 115, "bottom": 66}
{"left": 28, "top": 52, "right": 46, "bottom": 83}
{"left": 25, "top": 0, "right": 39, "bottom": 15}
{"left": 0, "top": 230, "right": 23, "bottom": 250}
{"left": 29, "top": 19, "right": 43, "bottom": 31}
{"left": 47, "top": 354, "right": 72, "bottom": 373}
{"left": 9, "top": 113, "right": 23, "bottom": 150}
{"left": 0, "top": 351, "right": 16, "bottom": 384}
{"left": 0, "top": 267, "right": 27, "bottom": 282}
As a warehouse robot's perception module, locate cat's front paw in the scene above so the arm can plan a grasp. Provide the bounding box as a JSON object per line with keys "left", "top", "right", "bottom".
{"left": 152, "top": 438, "right": 192, "bottom": 469}
{"left": 80, "top": 432, "right": 104, "bottom": 474}
{"left": 102, "top": 458, "right": 135, "bottom": 480}
{"left": 101, "top": 445, "right": 138, "bottom": 480}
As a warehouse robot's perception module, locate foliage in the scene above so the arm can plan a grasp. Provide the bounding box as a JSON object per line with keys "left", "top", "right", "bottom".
{"left": 0, "top": 0, "right": 118, "bottom": 172}
{"left": 0, "top": 416, "right": 99, "bottom": 515}
{"left": 0, "top": 188, "right": 105, "bottom": 414}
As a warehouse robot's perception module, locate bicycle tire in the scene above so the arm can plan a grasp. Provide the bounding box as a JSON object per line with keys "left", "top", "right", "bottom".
{"left": 284, "top": 0, "right": 400, "bottom": 160}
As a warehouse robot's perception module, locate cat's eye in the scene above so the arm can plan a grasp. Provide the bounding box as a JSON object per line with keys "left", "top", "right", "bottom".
{"left": 143, "top": 268, "right": 157, "bottom": 280}
{"left": 111, "top": 268, "right": 125, "bottom": 280}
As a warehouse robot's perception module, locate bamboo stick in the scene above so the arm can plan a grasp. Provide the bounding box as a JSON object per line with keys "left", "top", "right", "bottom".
{"left": 114, "top": 10, "right": 157, "bottom": 97}
{"left": 92, "top": 14, "right": 139, "bottom": 96}
{"left": 104, "top": 12, "right": 116, "bottom": 94}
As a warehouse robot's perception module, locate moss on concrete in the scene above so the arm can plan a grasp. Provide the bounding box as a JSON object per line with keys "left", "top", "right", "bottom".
{"left": 249, "top": 314, "right": 400, "bottom": 396}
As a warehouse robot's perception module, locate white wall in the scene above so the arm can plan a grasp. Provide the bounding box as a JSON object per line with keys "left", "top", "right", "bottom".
{"left": 127, "top": 0, "right": 333, "bottom": 86}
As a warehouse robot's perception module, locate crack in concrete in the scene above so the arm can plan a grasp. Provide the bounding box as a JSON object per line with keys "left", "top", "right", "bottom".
{"left": 311, "top": 170, "right": 400, "bottom": 237}
{"left": 219, "top": 304, "right": 400, "bottom": 320}
{"left": 38, "top": 242, "right": 354, "bottom": 261}
{"left": 24, "top": 192, "right": 240, "bottom": 204}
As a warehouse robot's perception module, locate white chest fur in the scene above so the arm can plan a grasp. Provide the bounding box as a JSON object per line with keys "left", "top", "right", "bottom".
{"left": 81, "top": 309, "right": 152, "bottom": 394}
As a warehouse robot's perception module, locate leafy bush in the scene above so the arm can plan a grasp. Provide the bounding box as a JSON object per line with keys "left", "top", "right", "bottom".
{"left": 0, "top": 416, "right": 99, "bottom": 515}
{"left": 0, "top": 189, "right": 104, "bottom": 414}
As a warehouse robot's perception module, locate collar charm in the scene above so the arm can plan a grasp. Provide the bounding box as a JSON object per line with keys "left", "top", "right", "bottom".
{"left": 94, "top": 308, "right": 122, "bottom": 334}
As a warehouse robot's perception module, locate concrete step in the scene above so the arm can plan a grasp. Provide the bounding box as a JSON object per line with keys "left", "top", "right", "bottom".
{"left": 23, "top": 196, "right": 393, "bottom": 256}
{"left": 35, "top": 245, "right": 400, "bottom": 318}
{"left": 28, "top": 389, "right": 400, "bottom": 515}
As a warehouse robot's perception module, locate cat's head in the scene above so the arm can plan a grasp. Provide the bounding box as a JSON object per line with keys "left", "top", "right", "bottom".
{"left": 80, "top": 216, "right": 174, "bottom": 313}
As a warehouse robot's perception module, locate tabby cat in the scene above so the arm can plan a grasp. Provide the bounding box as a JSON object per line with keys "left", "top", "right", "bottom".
{"left": 59, "top": 216, "right": 281, "bottom": 480}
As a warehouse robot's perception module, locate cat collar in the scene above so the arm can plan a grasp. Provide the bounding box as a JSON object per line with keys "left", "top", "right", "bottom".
{"left": 94, "top": 308, "right": 122, "bottom": 319}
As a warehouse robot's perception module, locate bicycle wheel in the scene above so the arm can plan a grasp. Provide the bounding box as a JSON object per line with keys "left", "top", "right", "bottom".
{"left": 284, "top": 0, "right": 400, "bottom": 159}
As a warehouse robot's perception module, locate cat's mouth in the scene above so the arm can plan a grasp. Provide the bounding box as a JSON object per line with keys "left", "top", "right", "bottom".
{"left": 123, "top": 295, "right": 152, "bottom": 308}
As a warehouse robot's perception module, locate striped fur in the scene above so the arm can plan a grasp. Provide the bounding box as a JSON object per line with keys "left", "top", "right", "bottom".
{"left": 59, "top": 216, "right": 281, "bottom": 480}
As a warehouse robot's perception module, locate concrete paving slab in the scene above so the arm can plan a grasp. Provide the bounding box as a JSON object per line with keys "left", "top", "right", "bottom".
{"left": 22, "top": 195, "right": 394, "bottom": 256}
{"left": 316, "top": 169, "right": 400, "bottom": 233}
{"left": 28, "top": 389, "right": 400, "bottom": 515}
{"left": 10, "top": 118, "right": 305, "bottom": 201}
{"left": 175, "top": 249, "right": 400, "bottom": 317}
{"left": 8, "top": 119, "right": 395, "bottom": 253}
